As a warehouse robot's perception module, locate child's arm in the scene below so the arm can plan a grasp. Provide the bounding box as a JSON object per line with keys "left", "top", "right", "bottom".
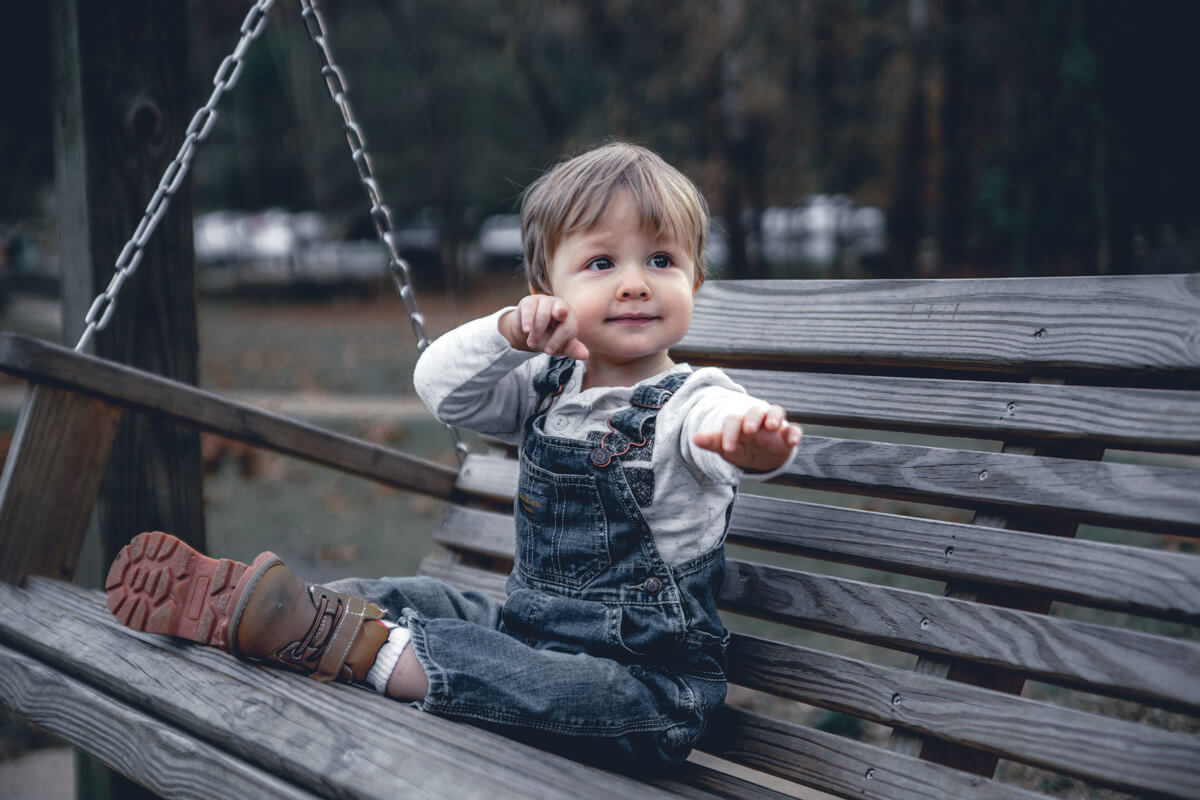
{"left": 499, "top": 295, "right": 589, "bottom": 361}
{"left": 413, "top": 308, "right": 542, "bottom": 441}
{"left": 692, "top": 404, "right": 802, "bottom": 474}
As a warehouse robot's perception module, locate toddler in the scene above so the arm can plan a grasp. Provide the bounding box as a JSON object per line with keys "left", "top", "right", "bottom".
{"left": 106, "top": 142, "right": 801, "bottom": 771}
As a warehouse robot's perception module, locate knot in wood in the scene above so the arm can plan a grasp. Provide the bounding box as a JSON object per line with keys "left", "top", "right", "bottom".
{"left": 124, "top": 95, "right": 166, "bottom": 149}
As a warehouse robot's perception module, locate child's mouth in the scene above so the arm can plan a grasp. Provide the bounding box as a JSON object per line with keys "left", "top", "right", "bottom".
{"left": 606, "top": 314, "right": 659, "bottom": 325}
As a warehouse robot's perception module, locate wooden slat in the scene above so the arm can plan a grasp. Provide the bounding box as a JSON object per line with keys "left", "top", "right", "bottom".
{"left": 780, "top": 435, "right": 1200, "bottom": 536}
{"left": 727, "top": 494, "right": 1200, "bottom": 623}
{"left": 435, "top": 500, "right": 1200, "bottom": 623}
{"left": 417, "top": 555, "right": 1200, "bottom": 713}
{"left": 698, "top": 706, "right": 1052, "bottom": 800}
{"left": 883, "top": 433, "right": 1097, "bottom": 775}
{"left": 0, "top": 383, "right": 122, "bottom": 583}
{"left": 454, "top": 448, "right": 1200, "bottom": 538}
{"left": 0, "top": 333, "right": 458, "bottom": 500}
{"left": 414, "top": 559, "right": 1053, "bottom": 800}
{"left": 675, "top": 275, "right": 1200, "bottom": 379}
{"left": 727, "top": 634, "right": 1200, "bottom": 799}
{"left": 0, "top": 644, "right": 320, "bottom": 800}
{"left": 726, "top": 368, "right": 1200, "bottom": 453}
{"left": 420, "top": 555, "right": 509, "bottom": 597}
{"left": 651, "top": 762, "right": 798, "bottom": 800}
{"left": 0, "top": 579, "right": 690, "bottom": 800}
{"left": 721, "top": 559, "right": 1200, "bottom": 712}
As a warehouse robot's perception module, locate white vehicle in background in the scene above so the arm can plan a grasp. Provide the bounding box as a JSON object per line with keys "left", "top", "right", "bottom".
{"left": 194, "top": 209, "right": 431, "bottom": 295}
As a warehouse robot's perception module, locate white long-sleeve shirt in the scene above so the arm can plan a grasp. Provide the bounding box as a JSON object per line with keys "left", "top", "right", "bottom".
{"left": 414, "top": 308, "right": 789, "bottom": 565}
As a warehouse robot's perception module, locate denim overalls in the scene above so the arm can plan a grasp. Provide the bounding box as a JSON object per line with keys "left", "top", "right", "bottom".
{"left": 331, "top": 357, "right": 731, "bottom": 770}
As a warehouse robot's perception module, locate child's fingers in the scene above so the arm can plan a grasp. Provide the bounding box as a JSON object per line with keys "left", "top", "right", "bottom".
{"left": 741, "top": 405, "right": 767, "bottom": 436}
{"left": 530, "top": 299, "right": 555, "bottom": 344}
{"left": 516, "top": 296, "right": 538, "bottom": 333}
{"left": 722, "top": 413, "right": 744, "bottom": 453}
{"left": 785, "top": 422, "right": 804, "bottom": 446}
{"left": 565, "top": 338, "right": 589, "bottom": 361}
{"left": 543, "top": 317, "right": 578, "bottom": 355}
{"left": 693, "top": 431, "right": 721, "bottom": 453}
{"left": 762, "top": 404, "right": 786, "bottom": 431}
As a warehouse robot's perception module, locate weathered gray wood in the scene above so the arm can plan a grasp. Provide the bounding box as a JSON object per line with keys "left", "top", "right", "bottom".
{"left": 418, "top": 552, "right": 1200, "bottom": 796}
{"left": 452, "top": 444, "right": 1200, "bottom": 539}
{"left": 435, "top": 499, "right": 1200, "bottom": 623}
{"left": 720, "top": 559, "right": 1200, "bottom": 711}
{"left": 0, "top": 644, "right": 320, "bottom": 800}
{"left": 0, "top": 333, "right": 458, "bottom": 501}
{"left": 17, "top": 578, "right": 793, "bottom": 800}
{"left": 54, "top": 0, "right": 205, "bottom": 603}
{"left": 455, "top": 452, "right": 522, "bottom": 501}
{"left": 0, "top": 578, "right": 694, "bottom": 800}
{"left": 675, "top": 275, "right": 1200, "bottom": 380}
{"left": 883, "top": 432, "right": 1094, "bottom": 775}
{"left": 727, "top": 634, "right": 1200, "bottom": 799}
{"left": 697, "top": 706, "right": 1052, "bottom": 800}
{"left": 649, "top": 764, "right": 798, "bottom": 800}
{"left": 0, "top": 384, "right": 122, "bottom": 584}
{"left": 779, "top": 435, "right": 1200, "bottom": 536}
{"left": 420, "top": 554, "right": 1200, "bottom": 712}
{"left": 416, "top": 560, "right": 1056, "bottom": 800}
{"left": 725, "top": 368, "right": 1200, "bottom": 453}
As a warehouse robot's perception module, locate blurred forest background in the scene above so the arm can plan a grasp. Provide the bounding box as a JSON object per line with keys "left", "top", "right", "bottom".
{"left": 3, "top": 0, "right": 1200, "bottom": 288}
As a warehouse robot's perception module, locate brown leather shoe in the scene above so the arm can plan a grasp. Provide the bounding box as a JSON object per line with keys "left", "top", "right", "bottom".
{"left": 106, "top": 531, "right": 389, "bottom": 683}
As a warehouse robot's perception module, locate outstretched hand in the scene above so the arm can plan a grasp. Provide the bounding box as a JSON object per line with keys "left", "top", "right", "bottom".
{"left": 501, "top": 295, "right": 590, "bottom": 361}
{"left": 693, "top": 404, "right": 802, "bottom": 473}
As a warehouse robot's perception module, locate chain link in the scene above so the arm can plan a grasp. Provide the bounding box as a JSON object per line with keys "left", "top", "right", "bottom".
{"left": 75, "top": 0, "right": 278, "bottom": 353}
{"left": 73, "top": 0, "right": 467, "bottom": 462}
{"left": 298, "top": 0, "right": 467, "bottom": 462}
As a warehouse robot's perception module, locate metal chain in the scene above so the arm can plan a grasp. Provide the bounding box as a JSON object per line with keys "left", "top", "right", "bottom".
{"left": 75, "top": 0, "right": 277, "bottom": 353}
{"left": 298, "top": 0, "right": 468, "bottom": 462}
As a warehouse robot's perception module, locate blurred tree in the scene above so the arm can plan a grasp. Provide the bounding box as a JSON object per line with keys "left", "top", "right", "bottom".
{"left": 8, "top": 0, "right": 1198, "bottom": 282}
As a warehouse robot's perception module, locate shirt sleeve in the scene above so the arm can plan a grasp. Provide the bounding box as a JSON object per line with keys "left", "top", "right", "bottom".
{"left": 412, "top": 307, "right": 543, "bottom": 443}
{"left": 675, "top": 368, "right": 798, "bottom": 484}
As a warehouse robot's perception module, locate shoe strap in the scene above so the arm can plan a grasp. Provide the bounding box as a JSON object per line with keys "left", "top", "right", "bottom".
{"left": 313, "top": 592, "right": 385, "bottom": 682}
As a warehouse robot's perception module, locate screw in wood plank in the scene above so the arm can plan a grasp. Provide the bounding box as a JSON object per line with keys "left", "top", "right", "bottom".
{"left": 1006, "top": 402, "right": 1017, "bottom": 415}
{"left": 1033, "top": 327, "right": 1047, "bottom": 338}
{"left": 919, "top": 617, "right": 931, "bottom": 630}
{"left": 944, "top": 546, "right": 954, "bottom": 559}
{"left": 978, "top": 469, "right": 989, "bottom": 481}
{"left": 865, "top": 769, "right": 876, "bottom": 780}
{"left": 891, "top": 693, "right": 902, "bottom": 706}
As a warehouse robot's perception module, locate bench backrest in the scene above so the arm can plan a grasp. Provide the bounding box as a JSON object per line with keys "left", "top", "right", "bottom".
{"left": 1, "top": 274, "right": 1196, "bottom": 799}
{"left": 435, "top": 274, "right": 1200, "bottom": 800}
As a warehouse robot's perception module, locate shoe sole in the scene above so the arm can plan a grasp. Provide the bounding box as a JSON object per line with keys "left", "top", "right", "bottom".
{"left": 105, "top": 531, "right": 249, "bottom": 649}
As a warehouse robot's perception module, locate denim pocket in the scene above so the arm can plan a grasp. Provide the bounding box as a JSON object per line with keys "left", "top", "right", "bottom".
{"left": 516, "top": 457, "right": 611, "bottom": 589}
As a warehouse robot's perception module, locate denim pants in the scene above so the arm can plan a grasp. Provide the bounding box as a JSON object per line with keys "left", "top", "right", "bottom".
{"left": 332, "top": 359, "right": 730, "bottom": 770}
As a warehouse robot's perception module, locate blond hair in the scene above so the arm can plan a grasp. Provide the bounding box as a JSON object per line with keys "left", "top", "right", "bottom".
{"left": 520, "top": 142, "right": 709, "bottom": 294}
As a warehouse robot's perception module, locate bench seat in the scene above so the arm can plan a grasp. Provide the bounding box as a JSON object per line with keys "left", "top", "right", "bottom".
{"left": 2, "top": 273, "right": 1198, "bottom": 800}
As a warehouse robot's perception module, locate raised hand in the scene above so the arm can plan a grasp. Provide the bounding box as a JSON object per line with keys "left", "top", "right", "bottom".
{"left": 501, "top": 295, "right": 590, "bottom": 361}
{"left": 693, "top": 404, "right": 802, "bottom": 473}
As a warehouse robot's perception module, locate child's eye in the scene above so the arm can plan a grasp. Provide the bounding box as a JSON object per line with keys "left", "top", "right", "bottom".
{"left": 648, "top": 253, "right": 674, "bottom": 269}
{"left": 586, "top": 257, "right": 614, "bottom": 271}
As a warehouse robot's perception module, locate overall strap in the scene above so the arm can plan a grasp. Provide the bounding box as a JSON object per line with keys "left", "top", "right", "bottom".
{"left": 527, "top": 356, "right": 576, "bottom": 430}
{"left": 590, "top": 370, "right": 691, "bottom": 468}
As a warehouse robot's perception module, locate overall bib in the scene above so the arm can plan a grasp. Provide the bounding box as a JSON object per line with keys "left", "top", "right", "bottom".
{"left": 332, "top": 358, "right": 731, "bottom": 769}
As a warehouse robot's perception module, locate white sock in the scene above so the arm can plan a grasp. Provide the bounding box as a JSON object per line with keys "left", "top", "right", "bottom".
{"left": 365, "top": 621, "right": 411, "bottom": 694}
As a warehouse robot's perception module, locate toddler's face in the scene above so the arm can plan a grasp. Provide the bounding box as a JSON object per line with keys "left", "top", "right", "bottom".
{"left": 543, "top": 190, "right": 696, "bottom": 379}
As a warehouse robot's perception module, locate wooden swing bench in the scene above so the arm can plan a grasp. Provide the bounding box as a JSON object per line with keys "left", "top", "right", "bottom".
{"left": 1, "top": 272, "right": 1198, "bottom": 800}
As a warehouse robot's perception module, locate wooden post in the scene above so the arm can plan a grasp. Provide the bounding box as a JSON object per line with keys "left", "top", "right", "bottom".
{"left": 53, "top": 1, "right": 205, "bottom": 797}
{"left": 53, "top": 0, "right": 205, "bottom": 577}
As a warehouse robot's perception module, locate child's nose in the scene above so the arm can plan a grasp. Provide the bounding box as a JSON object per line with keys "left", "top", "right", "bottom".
{"left": 617, "top": 268, "right": 651, "bottom": 299}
